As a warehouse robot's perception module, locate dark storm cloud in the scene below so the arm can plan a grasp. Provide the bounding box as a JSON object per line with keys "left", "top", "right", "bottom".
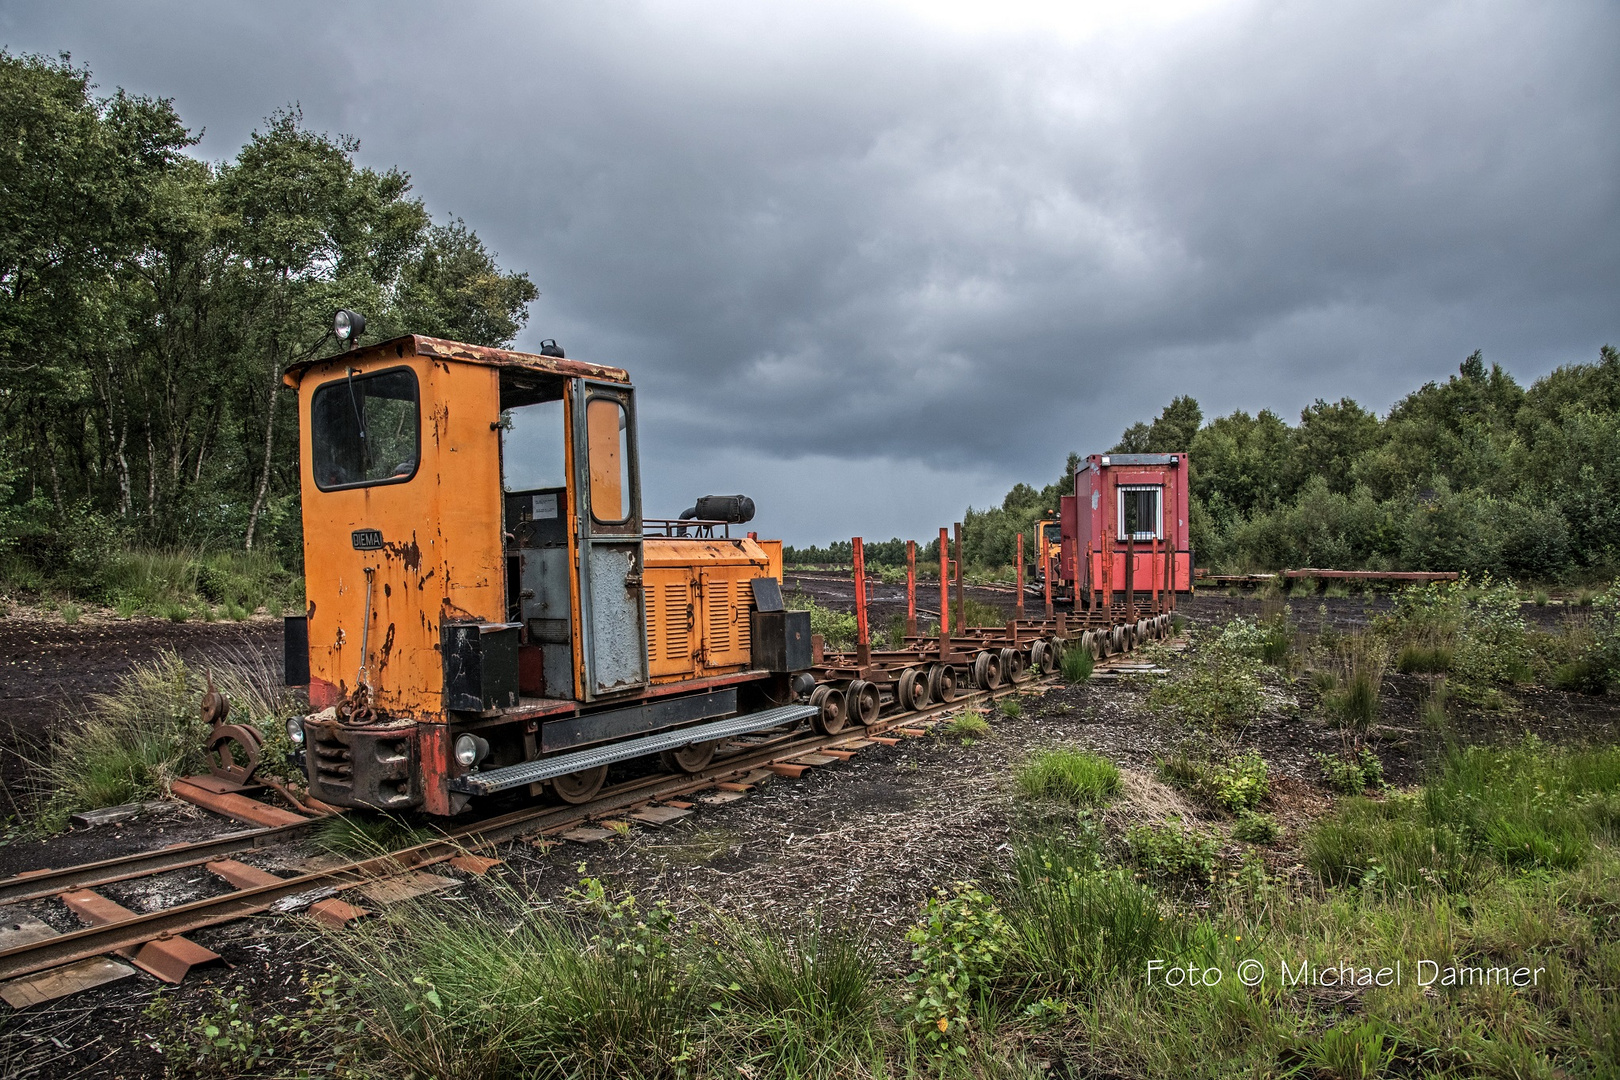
{"left": 4, "top": 1, "right": 1617, "bottom": 542}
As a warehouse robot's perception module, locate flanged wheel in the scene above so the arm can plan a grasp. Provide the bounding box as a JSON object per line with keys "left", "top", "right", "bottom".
{"left": 1111, "top": 625, "right": 1127, "bottom": 654}
{"left": 1078, "top": 631, "right": 1095, "bottom": 660}
{"left": 1001, "top": 647, "right": 1027, "bottom": 683}
{"left": 1048, "top": 639, "right": 1066, "bottom": 668}
{"left": 1092, "top": 628, "right": 1109, "bottom": 657}
{"left": 810, "top": 684, "right": 847, "bottom": 735}
{"left": 898, "top": 667, "right": 930, "bottom": 711}
{"left": 551, "top": 764, "right": 609, "bottom": 805}
{"left": 1029, "top": 640, "right": 1049, "bottom": 673}
{"left": 659, "top": 739, "right": 719, "bottom": 774}
{"left": 845, "top": 680, "right": 881, "bottom": 725}
{"left": 972, "top": 650, "right": 1003, "bottom": 689}
{"left": 928, "top": 663, "right": 958, "bottom": 702}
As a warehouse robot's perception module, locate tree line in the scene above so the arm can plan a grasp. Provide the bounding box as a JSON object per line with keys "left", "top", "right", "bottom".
{"left": 957, "top": 346, "right": 1620, "bottom": 581}
{"left": 0, "top": 53, "right": 536, "bottom": 586}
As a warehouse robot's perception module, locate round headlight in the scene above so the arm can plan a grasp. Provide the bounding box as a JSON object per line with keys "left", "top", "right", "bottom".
{"left": 454, "top": 734, "right": 487, "bottom": 768}
{"left": 333, "top": 308, "right": 366, "bottom": 343}
{"left": 285, "top": 716, "right": 305, "bottom": 746}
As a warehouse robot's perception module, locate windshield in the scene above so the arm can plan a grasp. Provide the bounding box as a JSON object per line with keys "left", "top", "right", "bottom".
{"left": 311, "top": 368, "right": 420, "bottom": 490}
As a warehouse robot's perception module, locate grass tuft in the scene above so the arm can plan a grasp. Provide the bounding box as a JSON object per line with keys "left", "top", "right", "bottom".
{"left": 1015, "top": 748, "right": 1121, "bottom": 806}
{"left": 1060, "top": 646, "right": 1094, "bottom": 683}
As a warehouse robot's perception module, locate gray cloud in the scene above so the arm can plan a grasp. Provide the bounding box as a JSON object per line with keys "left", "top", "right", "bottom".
{"left": 4, "top": 0, "right": 1616, "bottom": 543}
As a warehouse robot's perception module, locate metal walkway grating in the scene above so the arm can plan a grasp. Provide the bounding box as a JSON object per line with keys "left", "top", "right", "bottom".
{"left": 448, "top": 703, "right": 821, "bottom": 796}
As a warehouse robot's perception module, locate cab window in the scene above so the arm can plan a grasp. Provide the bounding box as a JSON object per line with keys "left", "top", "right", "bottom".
{"left": 311, "top": 368, "right": 420, "bottom": 491}
{"left": 586, "top": 396, "right": 631, "bottom": 524}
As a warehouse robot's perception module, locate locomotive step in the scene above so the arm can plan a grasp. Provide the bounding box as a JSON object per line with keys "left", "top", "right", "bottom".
{"left": 447, "top": 703, "right": 821, "bottom": 796}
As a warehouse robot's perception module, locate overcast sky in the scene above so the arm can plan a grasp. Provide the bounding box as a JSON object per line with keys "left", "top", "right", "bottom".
{"left": 5, "top": 1, "right": 1617, "bottom": 545}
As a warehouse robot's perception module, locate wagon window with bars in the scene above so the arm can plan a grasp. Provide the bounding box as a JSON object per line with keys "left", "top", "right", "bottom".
{"left": 310, "top": 368, "right": 420, "bottom": 490}
{"left": 1118, "top": 485, "right": 1162, "bottom": 541}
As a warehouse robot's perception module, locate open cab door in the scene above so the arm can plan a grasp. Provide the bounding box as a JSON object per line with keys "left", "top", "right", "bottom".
{"left": 571, "top": 379, "right": 649, "bottom": 699}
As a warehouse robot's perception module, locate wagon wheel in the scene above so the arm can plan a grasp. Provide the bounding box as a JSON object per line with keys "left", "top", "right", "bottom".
{"left": 845, "top": 680, "right": 880, "bottom": 726}
{"left": 928, "top": 663, "right": 958, "bottom": 702}
{"left": 898, "top": 667, "right": 929, "bottom": 712}
{"left": 972, "top": 651, "right": 1003, "bottom": 690}
{"left": 551, "top": 764, "right": 609, "bottom": 805}
{"left": 810, "top": 685, "right": 847, "bottom": 735}
{"left": 659, "top": 739, "right": 719, "bottom": 774}
{"left": 1000, "top": 647, "right": 1027, "bottom": 683}
{"left": 205, "top": 723, "right": 265, "bottom": 785}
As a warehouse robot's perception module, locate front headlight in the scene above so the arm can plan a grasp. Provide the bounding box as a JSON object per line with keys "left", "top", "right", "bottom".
{"left": 285, "top": 716, "right": 306, "bottom": 746}
{"left": 454, "top": 734, "right": 489, "bottom": 768}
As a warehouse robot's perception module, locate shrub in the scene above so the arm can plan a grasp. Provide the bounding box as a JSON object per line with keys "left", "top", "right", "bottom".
{"left": 1015, "top": 749, "right": 1121, "bottom": 806}
{"left": 59, "top": 601, "right": 81, "bottom": 624}
{"left": 1207, "top": 750, "right": 1269, "bottom": 812}
{"left": 1232, "top": 810, "right": 1281, "bottom": 845}
{"left": 785, "top": 594, "right": 857, "bottom": 651}
{"left": 905, "top": 883, "right": 1012, "bottom": 1047}
{"left": 1147, "top": 618, "right": 1267, "bottom": 728}
{"left": 1157, "top": 749, "right": 1269, "bottom": 812}
{"left": 1127, "top": 819, "right": 1219, "bottom": 883}
{"left": 1314, "top": 748, "right": 1385, "bottom": 794}
{"left": 1060, "top": 646, "right": 1093, "bottom": 683}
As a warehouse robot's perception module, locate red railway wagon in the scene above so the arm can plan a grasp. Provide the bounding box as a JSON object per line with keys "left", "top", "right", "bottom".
{"left": 1056, "top": 452, "right": 1192, "bottom": 609}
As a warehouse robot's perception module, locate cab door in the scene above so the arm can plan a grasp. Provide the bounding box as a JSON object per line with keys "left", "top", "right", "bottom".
{"left": 571, "top": 380, "right": 649, "bottom": 699}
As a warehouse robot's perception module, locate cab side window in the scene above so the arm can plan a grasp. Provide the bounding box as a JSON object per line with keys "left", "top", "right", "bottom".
{"left": 311, "top": 369, "right": 420, "bottom": 490}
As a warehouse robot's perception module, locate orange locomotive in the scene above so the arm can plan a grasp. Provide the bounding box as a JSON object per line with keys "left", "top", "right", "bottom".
{"left": 281, "top": 316, "right": 816, "bottom": 816}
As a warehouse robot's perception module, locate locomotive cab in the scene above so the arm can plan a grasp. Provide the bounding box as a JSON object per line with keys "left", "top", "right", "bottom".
{"left": 282, "top": 332, "right": 814, "bottom": 815}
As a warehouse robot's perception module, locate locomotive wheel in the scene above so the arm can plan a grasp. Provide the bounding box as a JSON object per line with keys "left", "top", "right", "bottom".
{"left": 898, "top": 667, "right": 929, "bottom": 711}
{"left": 551, "top": 764, "right": 609, "bottom": 805}
{"left": 659, "top": 739, "right": 719, "bottom": 774}
{"left": 928, "top": 663, "right": 958, "bottom": 702}
{"left": 972, "top": 651, "right": 1003, "bottom": 690}
{"left": 810, "top": 685, "right": 847, "bottom": 735}
{"left": 1001, "top": 647, "right": 1026, "bottom": 683}
{"left": 845, "top": 680, "right": 880, "bottom": 725}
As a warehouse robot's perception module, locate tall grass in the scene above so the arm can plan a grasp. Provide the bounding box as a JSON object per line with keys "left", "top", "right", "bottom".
{"left": 328, "top": 879, "right": 889, "bottom": 1079}
{"left": 1060, "top": 646, "right": 1094, "bottom": 683}
{"left": 1306, "top": 739, "right": 1620, "bottom": 890}
{"left": 40, "top": 647, "right": 300, "bottom": 826}
{"left": 1015, "top": 748, "right": 1121, "bottom": 806}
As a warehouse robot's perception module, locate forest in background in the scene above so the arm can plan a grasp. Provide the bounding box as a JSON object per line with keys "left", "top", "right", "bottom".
{"left": 0, "top": 53, "right": 535, "bottom": 610}
{"left": 789, "top": 347, "right": 1620, "bottom": 582}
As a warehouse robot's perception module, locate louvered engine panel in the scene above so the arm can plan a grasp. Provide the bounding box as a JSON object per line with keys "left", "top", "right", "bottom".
{"left": 644, "top": 568, "right": 695, "bottom": 678}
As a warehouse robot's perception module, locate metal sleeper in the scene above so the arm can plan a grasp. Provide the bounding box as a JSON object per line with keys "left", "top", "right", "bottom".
{"left": 447, "top": 703, "right": 821, "bottom": 795}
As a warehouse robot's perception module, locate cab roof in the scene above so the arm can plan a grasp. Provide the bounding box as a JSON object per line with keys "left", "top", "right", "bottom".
{"left": 282, "top": 334, "right": 631, "bottom": 388}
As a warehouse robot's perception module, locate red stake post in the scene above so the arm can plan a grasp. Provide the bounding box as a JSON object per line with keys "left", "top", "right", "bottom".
{"left": 906, "top": 539, "right": 917, "bottom": 636}
{"left": 938, "top": 527, "right": 950, "bottom": 640}
{"left": 1016, "top": 532, "right": 1025, "bottom": 621}
{"left": 853, "top": 537, "right": 870, "bottom": 666}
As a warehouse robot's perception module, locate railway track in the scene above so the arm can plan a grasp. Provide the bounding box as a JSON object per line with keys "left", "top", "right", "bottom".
{"left": 0, "top": 651, "right": 1161, "bottom": 995}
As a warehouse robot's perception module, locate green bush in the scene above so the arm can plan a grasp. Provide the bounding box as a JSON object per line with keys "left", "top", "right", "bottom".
{"left": 905, "top": 883, "right": 1012, "bottom": 1047}
{"left": 1207, "top": 750, "right": 1269, "bottom": 812}
{"left": 785, "top": 593, "right": 858, "bottom": 651}
{"left": 1148, "top": 619, "right": 1266, "bottom": 727}
{"left": 1127, "top": 819, "right": 1219, "bottom": 884}
{"left": 1314, "top": 748, "right": 1385, "bottom": 794}
{"left": 1015, "top": 749, "right": 1122, "bottom": 806}
{"left": 1232, "top": 810, "right": 1281, "bottom": 845}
